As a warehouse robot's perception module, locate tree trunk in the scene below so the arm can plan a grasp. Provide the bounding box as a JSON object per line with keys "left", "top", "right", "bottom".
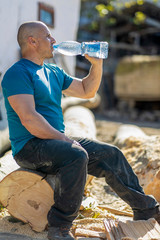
{"left": 0, "top": 106, "right": 97, "bottom": 232}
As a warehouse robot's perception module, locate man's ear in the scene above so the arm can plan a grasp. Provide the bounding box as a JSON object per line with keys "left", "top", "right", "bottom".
{"left": 28, "top": 36, "right": 36, "bottom": 46}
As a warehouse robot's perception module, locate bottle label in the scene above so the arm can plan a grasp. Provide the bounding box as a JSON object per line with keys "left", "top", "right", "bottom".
{"left": 81, "top": 42, "right": 100, "bottom": 57}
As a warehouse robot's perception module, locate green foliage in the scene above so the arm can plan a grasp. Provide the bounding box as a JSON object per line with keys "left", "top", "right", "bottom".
{"left": 80, "top": 0, "right": 158, "bottom": 39}
{"left": 90, "top": 21, "right": 99, "bottom": 31}
{"left": 133, "top": 11, "right": 146, "bottom": 24}
{"left": 124, "top": 0, "right": 136, "bottom": 8}
{"left": 94, "top": 0, "right": 158, "bottom": 16}
{"left": 92, "top": 211, "right": 101, "bottom": 218}
{"left": 137, "top": 0, "right": 144, "bottom": 5}
{"left": 96, "top": 4, "right": 108, "bottom": 17}
{"left": 0, "top": 203, "right": 4, "bottom": 212}
{"left": 96, "top": 3, "right": 114, "bottom": 17}
{"left": 106, "top": 17, "right": 117, "bottom": 26}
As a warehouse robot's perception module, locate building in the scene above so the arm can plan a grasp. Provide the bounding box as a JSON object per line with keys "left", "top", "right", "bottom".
{"left": 0, "top": 0, "right": 81, "bottom": 148}
{"left": 0, "top": 0, "right": 81, "bottom": 85}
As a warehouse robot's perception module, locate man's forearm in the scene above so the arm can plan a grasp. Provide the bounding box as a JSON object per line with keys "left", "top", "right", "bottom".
{"left": 82, "top": 58, "right": 103, "bottom": 98}
{"left": 21, "top": 111, "right": 71, "bottom": 142}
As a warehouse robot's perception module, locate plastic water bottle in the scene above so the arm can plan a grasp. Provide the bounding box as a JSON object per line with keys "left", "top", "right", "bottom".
{"left": 53, "top": 41, "right": 108, "bottom": 59}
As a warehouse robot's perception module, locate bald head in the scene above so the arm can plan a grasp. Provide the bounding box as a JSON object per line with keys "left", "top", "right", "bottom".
{"left": 17, "top": 21, "right": 47, "bottom": 49}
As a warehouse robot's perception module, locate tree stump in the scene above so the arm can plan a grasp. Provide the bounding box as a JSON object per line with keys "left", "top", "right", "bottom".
{"left": 0, "top": 106, "right": 97, "bottom": 232}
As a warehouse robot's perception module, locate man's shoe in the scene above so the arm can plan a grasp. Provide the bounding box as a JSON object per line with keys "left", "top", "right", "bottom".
{"left": 153, "top": 207, "right": 160, "bottom": 224}
{"left": 47, "top": 226, "right": 75, "bottom": 240}
{"left": 133, "top": 206, "right": 160, "bottom": 224}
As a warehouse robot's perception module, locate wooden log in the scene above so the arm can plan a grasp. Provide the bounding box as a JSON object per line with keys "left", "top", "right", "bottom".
{"left": 0, "top": 169, "right": 54, "bottom": 232}
{"left": 115, "top": 55, "right": 160, "bottom": 101}
{"left": 0, "top": 106, "right": 97, "bottom": 232}
{"left": 114, "top": 124, "right": 160, "bottom": 201}
{"left": 61, "top": 93, "right": 101, "bottom": 112}
{"left": 144, "top": 169, "right": 160, "bottom": 202}
{"left": 114, "top": 124, "right": 147, "bottom": 148}
{"left": 64, "top": 106, "right": 97, "bottom": 140}
{"left": 0, "top": 97, "right": 11, "bottom": 156}
{"left": 0, "top": 128, "right": 10, "bottom": 156}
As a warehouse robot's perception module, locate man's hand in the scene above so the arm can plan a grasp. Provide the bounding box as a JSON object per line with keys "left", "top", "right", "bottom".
{"left": 84, "top": 54, "right": 103, "bottom": 65}
{"left": 65, "top": 136, "right": 81, "bottom": 147}
{"left": 72, "top": 140, "right": 81, "bottom": 146}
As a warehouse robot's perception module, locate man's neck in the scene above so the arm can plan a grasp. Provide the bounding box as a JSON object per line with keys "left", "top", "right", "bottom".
{"left": 22, "top": 52, "right": 44, "bottom": 66}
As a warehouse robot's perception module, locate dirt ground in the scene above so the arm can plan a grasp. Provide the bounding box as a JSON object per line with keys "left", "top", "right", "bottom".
{"left": 0, "top": 115, "right": 160, "bottom": 239}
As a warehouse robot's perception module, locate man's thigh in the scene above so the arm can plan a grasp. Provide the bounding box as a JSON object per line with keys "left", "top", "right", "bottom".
{"left": 73, "top": 137, "right": 116, "bottom": 176}
{"left": 15, "top": 137, "right": 87, "bottom": 174}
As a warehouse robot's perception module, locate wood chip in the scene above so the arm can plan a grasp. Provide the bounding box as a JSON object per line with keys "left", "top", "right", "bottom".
{"left": 75, "top": 228, "right": 106, "bottom": 239}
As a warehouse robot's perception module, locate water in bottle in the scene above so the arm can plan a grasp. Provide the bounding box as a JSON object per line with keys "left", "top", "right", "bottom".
{"left": 53, "top": 41, "right": 81, "bottom": 56}
{"left": 53, "top": 41, "right": 108, "bottom": 59}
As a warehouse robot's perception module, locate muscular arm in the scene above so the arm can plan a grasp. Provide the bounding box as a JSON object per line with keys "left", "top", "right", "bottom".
{"left": 63, "top": 55, "right": 103, "bottom": 99}
{"left": 8, "top": 94, "right": 72, "bottom": 143}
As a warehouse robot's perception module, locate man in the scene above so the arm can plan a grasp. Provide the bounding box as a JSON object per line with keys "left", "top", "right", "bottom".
{"left": 1, "top": 21, "right": 160, "bottom": 240}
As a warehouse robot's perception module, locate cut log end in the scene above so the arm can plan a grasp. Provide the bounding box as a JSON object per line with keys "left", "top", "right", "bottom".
{"left": 0, "top": 170, "right": 54, "bottom": 232}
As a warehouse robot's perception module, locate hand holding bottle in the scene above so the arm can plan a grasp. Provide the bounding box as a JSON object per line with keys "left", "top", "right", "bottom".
{"left": 84, "top": 54, "right": 103, "bottom": 65}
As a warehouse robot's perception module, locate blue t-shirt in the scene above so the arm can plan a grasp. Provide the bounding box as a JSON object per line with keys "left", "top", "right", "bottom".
{"left": 1, "top": 58, "right": 73, "bottom": 156}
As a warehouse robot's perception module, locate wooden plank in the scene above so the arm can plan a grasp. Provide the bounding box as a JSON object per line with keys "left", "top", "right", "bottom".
{"left": 104, "top": 218, "right": 160, "bottom": 240}
{"left": 99, "top": 205, "right": 133, "bottom": 217}
{"left": 75, "top": 228, "right": 106, "bottom": 239}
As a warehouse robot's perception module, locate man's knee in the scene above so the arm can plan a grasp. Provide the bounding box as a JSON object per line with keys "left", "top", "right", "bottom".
{"left": 103, "top": 144, "right": 122, "bottom": 158}
{"left": 73, "top": 147, "right": 88, "bottom": 166}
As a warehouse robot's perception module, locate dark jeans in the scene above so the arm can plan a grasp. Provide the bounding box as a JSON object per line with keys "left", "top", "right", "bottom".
{"left": 14, "top": 137, "right": 158, "bottom": 227}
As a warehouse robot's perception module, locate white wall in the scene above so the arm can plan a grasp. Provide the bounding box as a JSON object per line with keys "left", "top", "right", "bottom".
{"left": 0, "top": 0, "right": 81, "bottom": 88}
{"left": 0, "top": 0, "right": 20, "bottom": 84}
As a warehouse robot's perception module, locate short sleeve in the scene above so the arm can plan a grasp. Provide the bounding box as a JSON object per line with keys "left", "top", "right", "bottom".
{"left": 58, "top": 68, "right": 73, "bottom": 90}
{"left": 44, "top": 63, "right": 73, "bottom": 91}
{"left": 2, "top": 67, "right": 34, "bottom": 97}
